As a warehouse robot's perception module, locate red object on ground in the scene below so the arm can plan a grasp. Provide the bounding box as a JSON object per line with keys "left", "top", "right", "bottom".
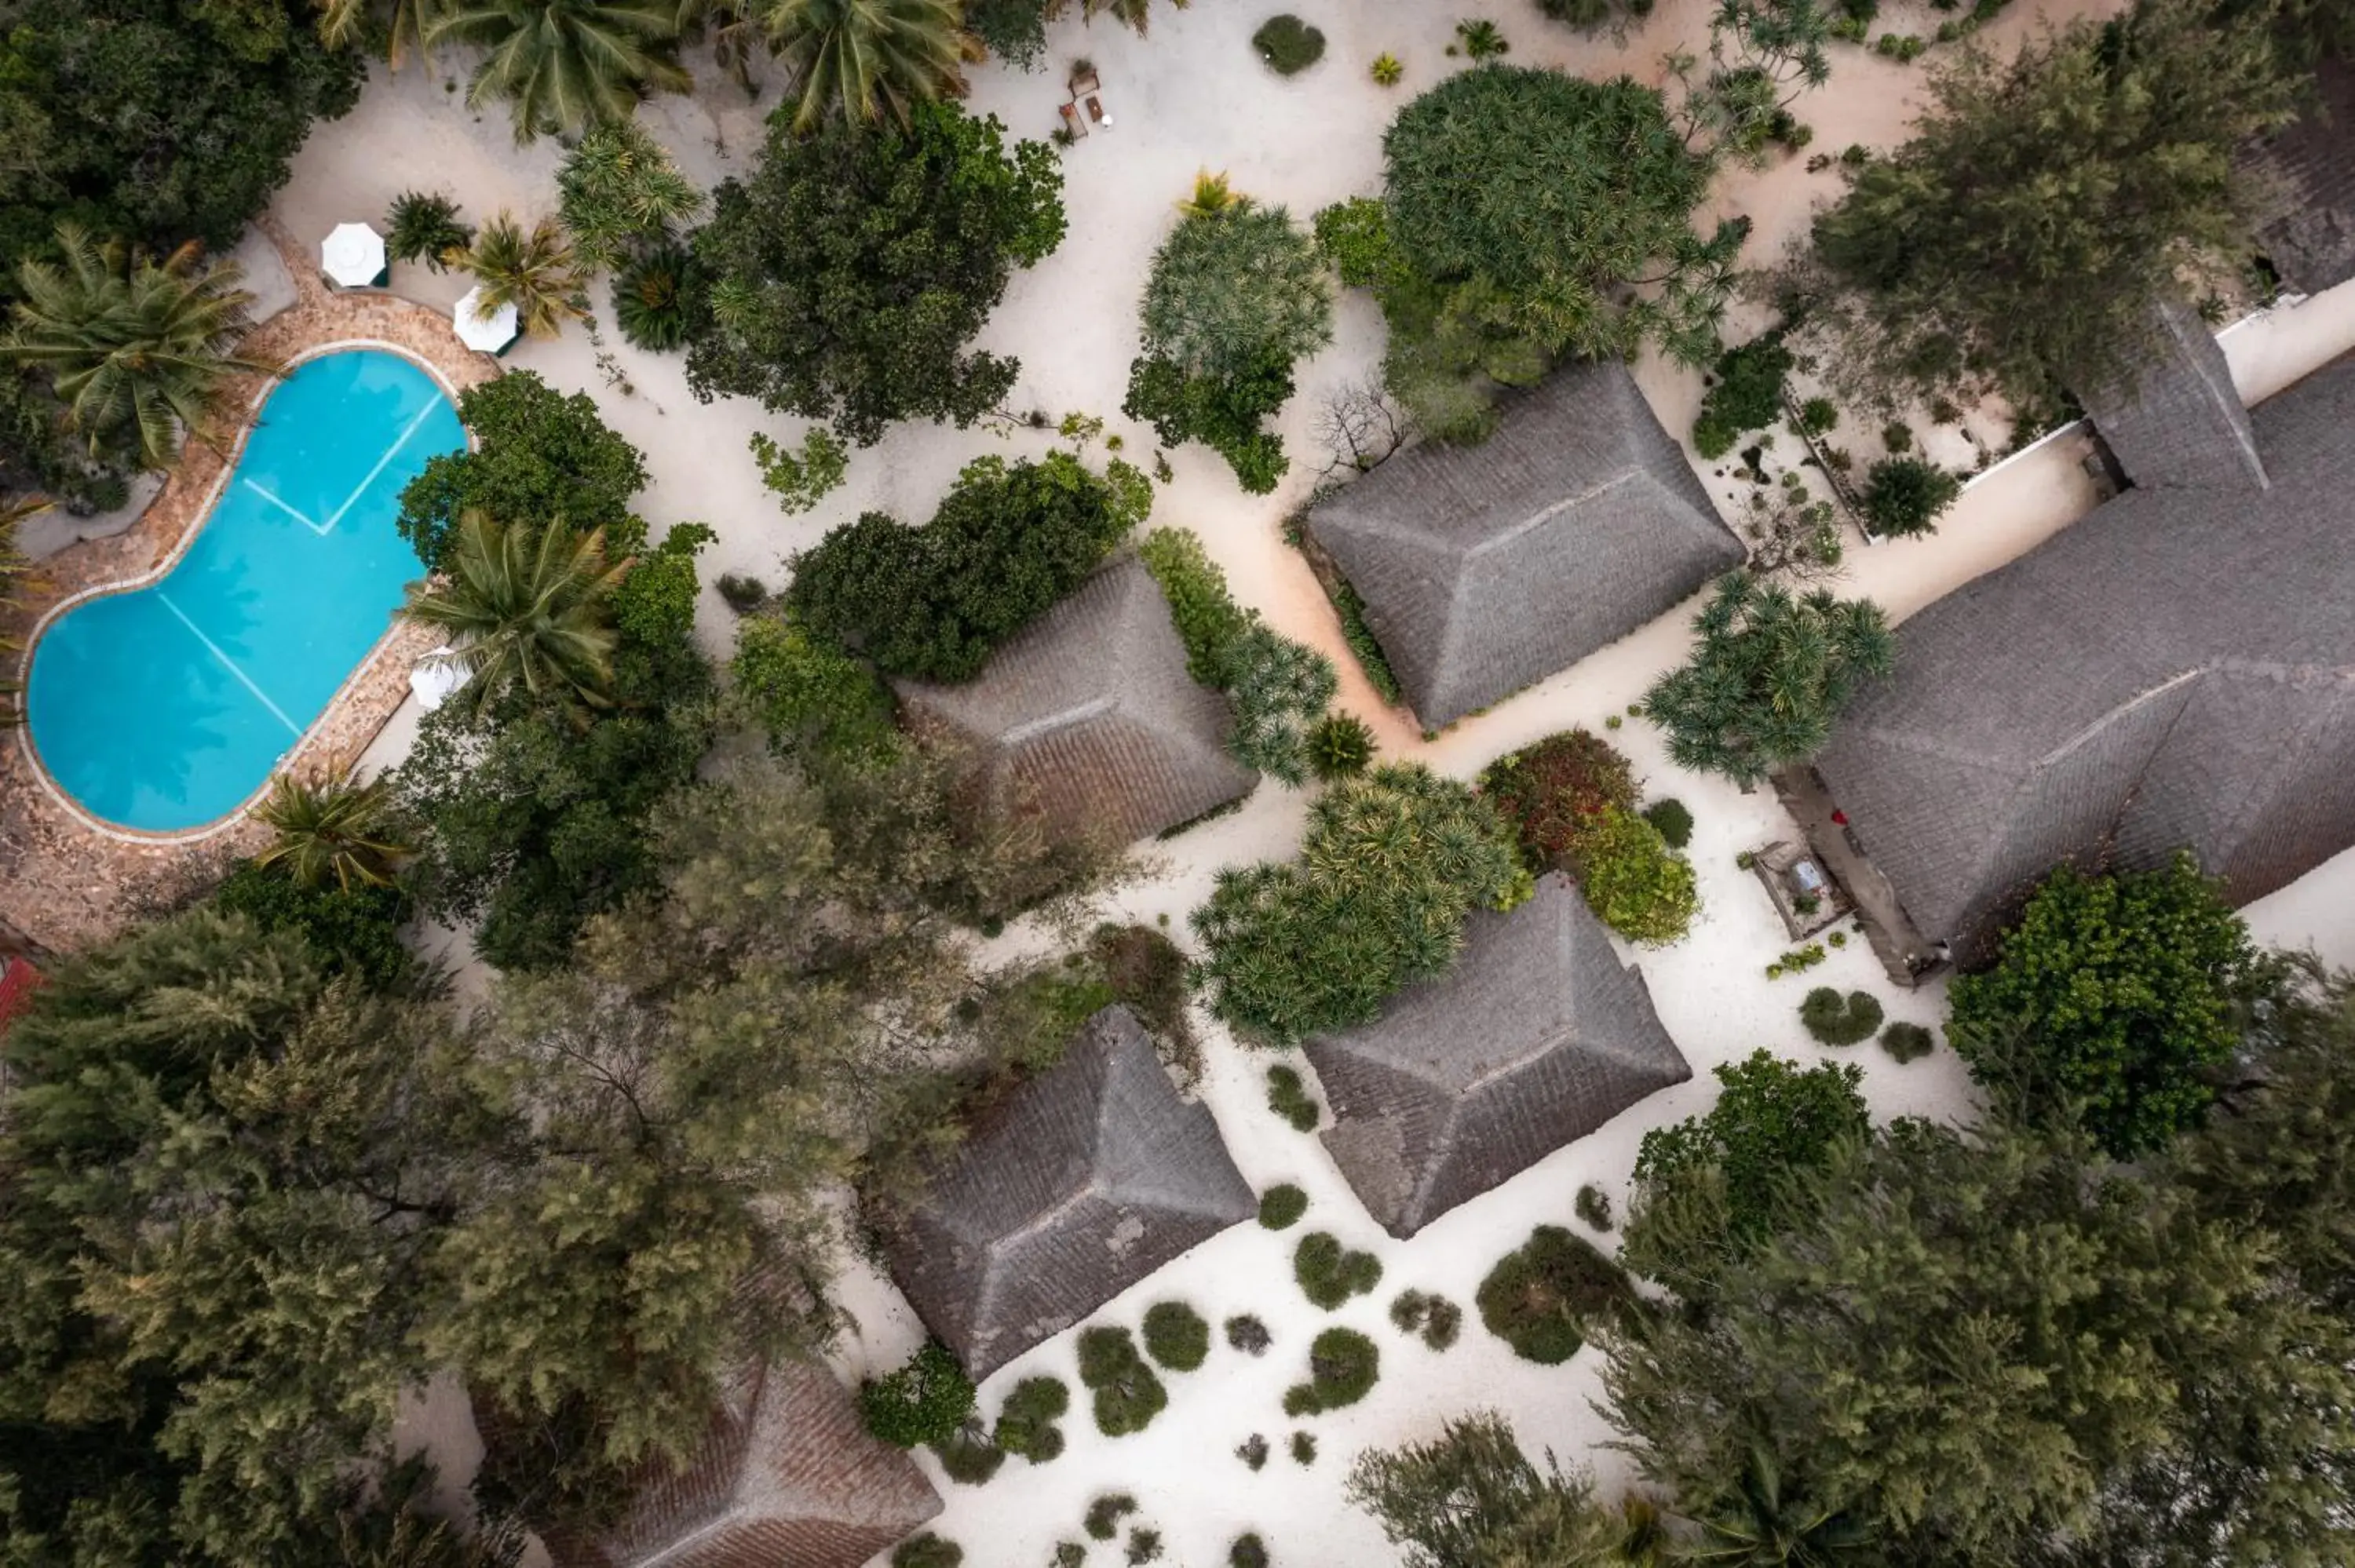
{"left": 0, "top": 956, "right": 42, "bottom": 1035}
{"left": 1831, "top": 809, "right": 1849, "bottom": 826}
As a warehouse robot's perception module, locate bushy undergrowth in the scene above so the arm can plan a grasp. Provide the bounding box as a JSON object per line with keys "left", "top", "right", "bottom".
{"left": 894, "top": 1533, "right": 963, "bottom": 1568}
{"left": 1476, "top": 1226, "right": 1631, "bottom": 1364}
{"left": 1267, "top": 1066, "right": 1321, "bottom": 1131}
{"left": 1480, "top": 729, "right": 1638, "bottom": 871}
{"left": 1577, "top": 808, "right": 1700, "bottom": 946}
{"left": 1142, "top": 1303, "right": 1211, "bottom": 1372}
{"left": 1693, "top": 332, "right": 1795, "bottom": 459}
{"left": 1078, "top": 1328, "right": 1168, "bottom": 1437}
{"left": 1254, "top": 14, "right": 1327, "bottom": 74}
{"left": 1389, "top": 1289, "right": 1462, "bottom": 1351}
{"left": 992, "top": 1376, "right": 1070, "bottom": 1463}
{"left": 860, "top": 1340, "right": 975, "bottom": 1448}
{"left": 1801, "top": 986, "right": 1886, "bottom": 1046}
{"left": 1860, "top": 456, "right": 1962, "bottom": 538}
{"left": 1086, "top": 1493, "right": 1139, "bottom": 1541}
{"left": 1259, "top": 1183, "right": 1310, "bottom": 1229}
{"left": 1575, "top": 1183, "right": 1614, "bottom": 1233}
{"left": 1882, "top": 1019, "right": 1937, "bottom": 1063}
{"left": 1283, "top": 1327, "right": 1380, "bottom": 1414}
{"left": 932, "top": 1419, "right": 1006, "bottom": 1485}
{"left": 1295, "top": 1231, "right": 1383, "bottom": 1310}
{"left": 1226, "top": 1315, "right": 1273, "bottom": 1355}
{"left": 1641, "top": 797, "right": 1694, "bottom": 849}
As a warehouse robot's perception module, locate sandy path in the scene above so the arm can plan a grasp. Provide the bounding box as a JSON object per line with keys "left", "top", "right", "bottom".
{"left": 270, "top": 1, "right": 2355, "bottom": 1559}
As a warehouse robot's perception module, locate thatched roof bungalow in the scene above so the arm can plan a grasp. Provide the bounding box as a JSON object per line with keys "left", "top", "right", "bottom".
{"left": 1306, "top": 874, "right": 1692, "bottom": 1239}
{"left": 892, "top": 556, "right": 1253, "bottom": 846}
{"left": 1305, "top": 359, "right": 1741, "bottom": 727}
{"left": 885, "top": 1005, "right": 1256, "bottom": 1380}
{"left": 1816, "top": 349, "right": 2355, "bottom": 960}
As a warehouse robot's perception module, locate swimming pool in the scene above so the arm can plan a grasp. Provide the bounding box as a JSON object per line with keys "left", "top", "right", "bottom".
{"left": 25, "top": 349, "right": 466, "bottom": 833}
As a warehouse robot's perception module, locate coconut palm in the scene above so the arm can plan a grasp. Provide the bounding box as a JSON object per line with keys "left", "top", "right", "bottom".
{"left": 403, "top": 509, "right": 631, "bottom": 716}
{"left": 2, "top": 227, "right": 276, "bottom": 472}
{"left": 740, "top": 0, "right": 973, "bottom": 133}
{"left": 253, "top": 773, "right": 413, "bottom": 892}
{"left": 1681, "top": 1443, "right": 1877, "bottom": 1566}
{"left": 314, "top": 0, "right": 450, "bottom": 69}
{"left": 444, "top": 212, "right": 588, "bottom": 338}
{"left": 429, "top": 0, "right": 690, "bottom": 140}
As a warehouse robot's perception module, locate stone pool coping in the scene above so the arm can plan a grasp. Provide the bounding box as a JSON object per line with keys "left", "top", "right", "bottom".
{"left": 0, "top": 219, "right": 499, "bottom": 954}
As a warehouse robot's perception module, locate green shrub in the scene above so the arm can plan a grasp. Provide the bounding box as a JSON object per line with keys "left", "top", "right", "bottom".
{"left": 1236, "top": 1433, "right": 1270, "bottom": 1470}
{"left": 1259, "top": 1183, "right": 1310, "bottom": 1230}
{"left": 1860, "top": 457, "right": 1962, "bottom": 538}
{"left": 1640, "top": 797, "right": 1693, "bottom": 849}
{"left": 1389, "top": 1289, "right": 1431, "bottom": 1333}
{"left": 894, "top": 1533, "right": 963, "bottom": 1568}
{"left": 748, "top": 426, "right": 849, "bottom": 515}
{"left": 1799, "top": 986, "right": 1885, "bottom": 1046}
{"left": 612, "top": 243, "right": 697, "bottom": 352}
{"left": 1478, "top": 728, "right": 1639, "bottom": 871}
{"left": 1294, "top": 1231, "right": 1382, "bottom": 1310}
{"left": 1371, "top": 50, "right": 1404, "bottom": 85}
{"left": 1881, "top": 1020, "right": 1937, "bottom": 1063}
{"left": 1141, "top": 1302, "right": 1211, "bottom": 1372}
{"left": 1126, "top": 1529, "right": 1164, "bottom": 1565}
{"left": 1692, "top": 334, "right": 1795, "bottom": 455}
{"left": 1283, "top": 1327, "right": 1380, "bottom": 1414}
{"left": 1797, "top": 396, "right": 1838, "bottom": 436}
{"left": 1389, "top": 1290, "right": 1462, "bottom": 1351}
{"left": 1054, "top": 1546, "right": 1086, "bottom": 1568}
{"left": 1267, "top": 1067, "right": 1320, "bottom": 1132}
{"left": 1476, "top": 1226, "right": 1630, "bottom": 1364}
{"left": 1254, "top": 14, "right": 1327, "bottom": 74}
{"left": 1313, "top": 196, "right": 1397, "bottom": 290}
{"left": 1231, "top": 1533, "right": 1270, "bottom": 1568}
{"left": 993, "top": 1376, "right": 1071, "bottom": 1463}
{"left": 1575, "top": 1183, "right": 1613, "bottom": 1233}
{"left": 1577, "top": 808, "right": 1699, "bottom": 946}
{"left": 933, "top": 1419, "right": 1006, "bottom": 1484}
{"left": 732, "top": 614, "right": 897, "bottom": 763}
{"left": 1765, "top": 943, "right": 1827, "bottom": 979}
{"left": 860, "top": 1340, "right": 975, "bottom": 1448}
{"left": 1454, "top": 17, "right": 1510, "bottom": 57}
{"left": 611, "top": 520, "right": 714, "bottom": 651}
{"left": 716, "top": 571, "right": 768, "bottom": 612}
{"left": 1139, "top": 526, "right": 1251, "bottom": 686}
{"left": 1077, "top": 1327, "right": 1168, "bottom": 1436}
{"left": 210, "top": 861, "right": 414, "bottom": 994}
{"left": 1221, "top": 622, "right": 1338, "bottom": 785}
{"left": 1329, "top": 578, "right": 1404, "bottom": 704}
{"left": 1085, "top": 1493, "right": 1138, "bottom": 1541}
{"left": 1634, "top": 1050, "right": 1870, "bottom": 1255}
{"left": 1225, "top": 1314, "right": 1272, "bottom": 1355}
{"left": 1307, "top": 712, "right": 1376, "bottom": 780}
{"left": 1291, "top": 1431, "right": 1317, "bottom": 1465}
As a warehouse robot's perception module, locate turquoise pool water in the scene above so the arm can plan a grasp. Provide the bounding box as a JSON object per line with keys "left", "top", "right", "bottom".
{"left": 26, "top": 350, "right": 466, "bottom": 832}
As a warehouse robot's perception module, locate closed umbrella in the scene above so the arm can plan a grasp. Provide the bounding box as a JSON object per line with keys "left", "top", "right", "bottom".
{"left": 320, "top": 222, "right": 387, "bottom": 288}
{"left": 452, "top": 286, "right": 518, "bottom": 355}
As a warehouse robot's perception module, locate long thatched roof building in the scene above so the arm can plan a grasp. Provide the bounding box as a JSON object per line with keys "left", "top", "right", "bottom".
{"left": 1306, "top": 873, "right": 1692, "bottom": 1239}
{"left": 550, "top": 1359, "right": 941, "bottom": 1568}
{"left": 892, "top": 556, "right": 1253, "bottom": 846}
{"left": 1305, "top": 359, "right": 1742, "bottom": 727}
{"left": 885, "top": 1005, "right": 1256, "bottom": 1380}
{"left": 1815, "top": 339, "right": 2355, "bottom": 959}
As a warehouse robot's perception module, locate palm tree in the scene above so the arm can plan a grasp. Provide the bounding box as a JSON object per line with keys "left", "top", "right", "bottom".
{"left": 314, "top": 0, "right": 450, "bottom": 69}
{"left": 2, "top": 227, "right": 276, "bottom": 472}
{"left": 1681, "top": 1443, "right": 1877, "bottom": 1566}
{"left": 402, "top": 509, "right": 631, "bottom": 717}
{"left": 429, "top": 0, "right": 690, "bottom": 140}
{"left": 1175, "top": 169, "right": 1243, "bottom": 218}
{"left": 253, "top": 773, "right": 413, "bottom": 892}
{"left": 743, "top": 0, "right": 973, "bottom": 133}
{"left": 444, "top": 213, "right": 588, "bottom": 338}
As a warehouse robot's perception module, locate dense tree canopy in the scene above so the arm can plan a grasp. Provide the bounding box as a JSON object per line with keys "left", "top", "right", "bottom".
{"left": 1351, "top": 65, "right": 1741, "bottom": 439}
{"left": 1805, "top": 0, "right": 2299, "bottom": 407}
{"left": 399, "top": 370, "right": 651, "bottom": 569}
{"left": 1948, "top": 854, "right": 2257, "bottom": 1158}
{"left": 1348, "top": 1412, "right": 1660, "bottom": 1566}
{"left": 784, "top": 450, "right": 1152, "bottom": 682}
{"left": 688, "top": 100, "right": 1065, "bottom": 445}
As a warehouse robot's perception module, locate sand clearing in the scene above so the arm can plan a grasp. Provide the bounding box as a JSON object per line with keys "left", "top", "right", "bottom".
{"left": 282, "top": 1, "right": 2355, "bottom": 1559}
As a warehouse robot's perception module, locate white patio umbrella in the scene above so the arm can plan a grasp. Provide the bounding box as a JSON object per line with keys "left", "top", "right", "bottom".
{"left": 320, "top": 222, "right": 387, "bottom": 288}
{"left": 452, "top": 286, "right": 519, "bottom": 355}
{"left": 409, "top": 647, "right": 468, "bottom": 713}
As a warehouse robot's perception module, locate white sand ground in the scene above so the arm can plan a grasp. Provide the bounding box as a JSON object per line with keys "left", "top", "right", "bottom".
{"left": 311, "top": 2, "right": 2355, "bottom": 1561}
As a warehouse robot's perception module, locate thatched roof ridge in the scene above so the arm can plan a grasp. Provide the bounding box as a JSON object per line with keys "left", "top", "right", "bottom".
{"left": 2078, "top": 301, "right": 2266, "bottom": 494}
{"left": 885, "top": 1005, "right": 1256, "bottom": 1380}
{"left": 1306, "top": 359, "right": 1742, "bottom": 727}
{"left": 1816, "top": 355, "right": 2355, "bottom": 957}
{"left": 554, "top": 1359, "right": 941, "bottom": 1568}
{"left": 892, "top": 556, "right": 1254, "bottom": 845}
{"left": 1305, "top": 873, "right": 1692, "bottom": 1238}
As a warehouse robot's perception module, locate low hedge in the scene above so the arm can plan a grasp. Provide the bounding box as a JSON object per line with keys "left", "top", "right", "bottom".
{"left": 1800, "top": 986, "right": 1886, "bottom": 1046}
{"left": 1295, "top": 1231, "right": 1382, "bottom": 1310}
{"left": 1477, "top": 1225, "right": 1631, "bottom": 1365}
{"left": 1142, "top": 1301, "right": 1211, "bottom": 1372}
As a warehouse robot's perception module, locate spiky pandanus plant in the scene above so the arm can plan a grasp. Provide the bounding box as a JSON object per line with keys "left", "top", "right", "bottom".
{"left": 555, "top": 119, "right": 705, "bottom": 272}
{"left": 429, "top": 0, "right": 690, "bottom": 140}
{"left": 749, "top": 0, "right": 974, "bottom": 133}
{"left": 253, "top": 773, "right": 414, "bottom": 892}
{"left": 2, "top": 227, "right": 276, "bottom": 472}
{"left": 444, "top": 212, "right": 589, "bottom": 338}
{"left": 402, "top": 509, "right": 631, "bottom": 717}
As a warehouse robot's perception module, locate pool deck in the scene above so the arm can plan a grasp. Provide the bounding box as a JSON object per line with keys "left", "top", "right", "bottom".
{"left": 0, "top": 219, "right": 498, "bottom": 955}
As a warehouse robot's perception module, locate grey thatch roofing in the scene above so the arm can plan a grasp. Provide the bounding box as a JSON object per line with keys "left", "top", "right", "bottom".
{"left": 559, "top": 1359, "right": 941, "bottom": 1568}
{"left": 1305, "top": 873, "right": 1692, "bottom": 1239}
{"left": 1307, "top": 359, "right": 1742, "bottom": 727}
{"left": 2250, "top": 53, "right": 2355, "bottom": 294}
{"left": 1815, "top": 355, "right": 2355, "bottom": 957}
{"left": 892, "top": 556, "right": 1253, "bottom": 846}
{"left": 885, "top": 1005, "right": 1256, "bottom": 1380}
{"left": 2079, "top": 301, "right": 2266, "bottom": 494}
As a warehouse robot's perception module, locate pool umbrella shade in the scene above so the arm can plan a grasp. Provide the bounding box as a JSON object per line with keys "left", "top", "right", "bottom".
{"left": 321, "top": 222, "right": 387, "bottom": 287}
{"left": 410, "top": 646, "right": 466, "bottom": 712}
{"left": 453, "top": 286, "right": 518, "bottom": 354}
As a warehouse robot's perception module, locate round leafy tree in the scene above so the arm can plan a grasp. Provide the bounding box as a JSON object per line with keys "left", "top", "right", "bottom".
{"left": 1141, "top": 201, "right": 1334, "bottom": 381}
{"left": 1475, "top": 1226, "right": 1630, "bottom": 1364}
{"left": 1948, "top": 853, "right": 2255, "bottom": 1157}
{"left": 1632, "top": 1049, "right": 1869, "bottom": 1259}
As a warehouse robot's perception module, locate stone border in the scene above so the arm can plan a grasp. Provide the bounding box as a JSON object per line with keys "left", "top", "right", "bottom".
{"left": 13, "top": 338, "right": 468, "bottom": 844}
{"left": 0, "top": 219, "right": 500, "bottom": 953}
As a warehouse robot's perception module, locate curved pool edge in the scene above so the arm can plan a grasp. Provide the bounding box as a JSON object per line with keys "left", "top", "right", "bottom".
{"left": 13, "top": 338, "right": 474, "bottom": 846}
